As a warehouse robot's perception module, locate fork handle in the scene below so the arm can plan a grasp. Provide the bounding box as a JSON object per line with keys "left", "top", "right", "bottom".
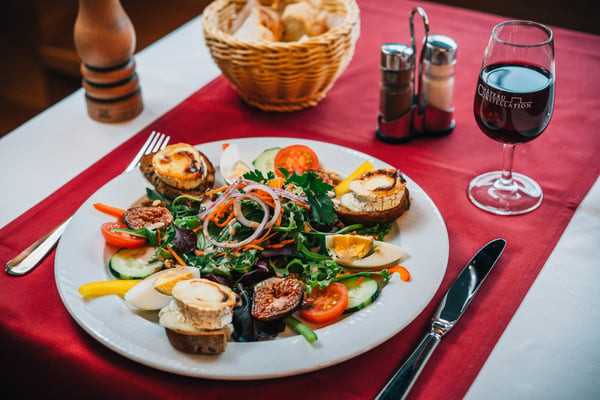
{"left": 5, "top": 217, "right": 72, "bottom": 276}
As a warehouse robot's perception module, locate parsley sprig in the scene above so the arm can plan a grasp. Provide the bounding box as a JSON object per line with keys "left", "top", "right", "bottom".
{"left": 280, "top": 169, "right": 337, "bottom": 226}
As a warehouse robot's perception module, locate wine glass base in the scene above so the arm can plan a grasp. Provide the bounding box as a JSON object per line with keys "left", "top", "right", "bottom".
{"left": 468, "top": 171, "right": 543, "bottom": 215}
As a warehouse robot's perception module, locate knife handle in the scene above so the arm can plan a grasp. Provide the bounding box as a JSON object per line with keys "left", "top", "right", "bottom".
{"left": 375, "top": 331, "right": 441, "bottom": 400}
{"left": 5, "top": 217, "right": 71, "bottom": 276}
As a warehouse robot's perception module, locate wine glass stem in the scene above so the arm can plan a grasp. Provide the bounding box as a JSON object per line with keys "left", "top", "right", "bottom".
{"left": 500, "top": 144, "right": 516, "bottom": 186}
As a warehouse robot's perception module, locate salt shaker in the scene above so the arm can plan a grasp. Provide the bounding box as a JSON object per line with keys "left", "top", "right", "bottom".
{"left": 420, "top": 34, "right": 457, "bottom": 135}
{"left": 376, "top": 43, "right": 416, "bottom": 143}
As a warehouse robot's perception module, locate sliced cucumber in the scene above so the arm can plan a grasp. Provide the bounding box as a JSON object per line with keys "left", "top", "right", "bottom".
{"left": 341, "top": 275, "right": 380, "bottom": 314}
{"left": 108, "top": 247, "right": 164, "bottom": 279}
{"left": 253, "top": 147, "right": 281, "bottom": 174}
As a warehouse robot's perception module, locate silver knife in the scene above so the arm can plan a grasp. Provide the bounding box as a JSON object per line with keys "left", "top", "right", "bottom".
{"left": 5, "top": 217, "right": 72, "bottom": 276}
{"left": 375, "top": 238, "right": 507, "bottom": 400}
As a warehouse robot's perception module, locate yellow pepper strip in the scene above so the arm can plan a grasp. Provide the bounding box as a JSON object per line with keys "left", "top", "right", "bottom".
{"left": 78, "top": 279, "right": 141, "bottom": 297}
{"left": 334, "top": 160, "right": 374, "bottom": 197}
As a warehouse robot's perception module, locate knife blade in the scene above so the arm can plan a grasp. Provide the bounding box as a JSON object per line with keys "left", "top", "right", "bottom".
{"left": 375, "top": 238, "right": 507, "bottom": 400}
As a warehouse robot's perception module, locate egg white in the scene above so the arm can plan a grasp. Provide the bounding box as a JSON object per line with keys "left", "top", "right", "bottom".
{"left": 219, "top": 143, "right": 251, "bottom": 184}
{"left": 124, "top": 267, "right": 200, "bottom": 310}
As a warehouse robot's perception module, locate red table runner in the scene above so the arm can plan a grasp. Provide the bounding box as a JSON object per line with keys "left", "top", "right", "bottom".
{"left": 2, "top": 1, "right": 599, "bottom": 399}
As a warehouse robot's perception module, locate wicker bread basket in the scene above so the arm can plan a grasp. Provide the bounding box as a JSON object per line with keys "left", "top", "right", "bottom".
{"left": 202, "top": 0, "right": 360, "bottom": 111}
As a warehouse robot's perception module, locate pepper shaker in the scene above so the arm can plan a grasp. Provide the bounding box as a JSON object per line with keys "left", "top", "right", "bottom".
{"left": 376, "top": 43, "right": 416, "bottom": 143}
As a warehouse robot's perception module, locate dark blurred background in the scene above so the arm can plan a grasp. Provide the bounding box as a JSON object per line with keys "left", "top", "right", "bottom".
{"left": 0, "top": 0, "right": 597, "bottom": 138}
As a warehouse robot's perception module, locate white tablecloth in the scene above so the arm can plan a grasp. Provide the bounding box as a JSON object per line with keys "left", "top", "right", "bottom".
{"left": 1, "top": 16, "right": 598, "bottom": 399}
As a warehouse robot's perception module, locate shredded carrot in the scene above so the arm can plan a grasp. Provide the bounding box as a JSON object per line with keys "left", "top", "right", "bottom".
{"left": 194, "top": 249, "right": 206, "bottom": 256}
{"left": 268, "top": 177, "right": 284, "bottom": 189}
{"left": 296, "top": 201, "right": 311, "bottom": 210}
{"left": 254, "top": 227, "right": 277, "bottom": 244}
{"left": 274, "top": 209, "right": 283, "bottom": 226}
{"left": 222, "top": 143, "right": 229, "bottom": 151}
{"left": 246, "top": 188, "right": 276, "bottom": 208}
{"left": 204, "top": 185, "right": 230, "bottom": 196}
{"left": 166, "top": 245, "right": 186, "bottom": 266}
{"left": 93, "top": 202, "right": 126, "bottom": 219}
{"left": 205, "top": 198, "right": 235, "bottom": 227}
{"left": 156, "top": 229, "right": 161, "bottom": 246}
{"left": 267, "top": 238, "right": 295, "bottom": 249}
{"left": 213, "top": 212, "right": 234, "bottom": 227}
{"left": 241, "top": 244, "right": 264, "bottom": 251}
{"left": 388, "top": 266, "right": 411, "bottom": 282}
{"left": 355, "top": 276, "right": 365, "bottom": 285}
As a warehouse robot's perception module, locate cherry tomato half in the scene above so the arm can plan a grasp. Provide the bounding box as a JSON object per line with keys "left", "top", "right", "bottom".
{"left": 273, "top": 145, "right": 320, "bottom": 177}
{"left": 101, "top": 222, "right": 146, "bottom": 248}
{"left": 299, "top": 282, "right": 349, "bottom": 324}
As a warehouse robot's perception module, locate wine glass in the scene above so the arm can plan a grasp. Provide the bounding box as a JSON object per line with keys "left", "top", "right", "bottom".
{"left": 468, "top": 20, "right": 555, "bottom": 215}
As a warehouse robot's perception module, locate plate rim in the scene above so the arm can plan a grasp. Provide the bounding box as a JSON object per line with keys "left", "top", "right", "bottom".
{"left": 55, "top": 137, "right": 449, "bottom": 380}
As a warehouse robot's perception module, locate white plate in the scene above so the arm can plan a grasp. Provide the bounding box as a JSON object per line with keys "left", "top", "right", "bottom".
{"left": 55, "top": 137, "right": 448, "bottom": 380}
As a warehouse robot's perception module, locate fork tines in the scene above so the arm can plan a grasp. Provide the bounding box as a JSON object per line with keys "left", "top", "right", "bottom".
{"left": 125, "top": 131, "right": 170, "bottom": 172}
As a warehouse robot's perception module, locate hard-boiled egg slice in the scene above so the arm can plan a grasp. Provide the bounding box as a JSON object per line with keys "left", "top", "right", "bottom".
{"left": 325, "top": 234, "right": 407, "bottom": 269}
{"left": 124, "top": 266, "right": 200, "bottom": 310}
{"left": 219, "top": 143, "right": 251, "bottom": 184}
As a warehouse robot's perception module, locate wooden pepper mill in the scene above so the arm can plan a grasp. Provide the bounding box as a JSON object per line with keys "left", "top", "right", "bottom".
{"left": 74, "top": 0, "right": 143, "bottom": 122}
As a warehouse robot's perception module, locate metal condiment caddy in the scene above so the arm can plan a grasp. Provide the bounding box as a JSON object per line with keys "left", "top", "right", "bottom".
{"left": 376, "top": 7, "right": 458, "bottom": 143}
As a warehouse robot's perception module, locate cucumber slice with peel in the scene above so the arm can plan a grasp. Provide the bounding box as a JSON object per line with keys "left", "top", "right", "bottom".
{"left": 341, "top": 275, "right": 380, "bottom": 314}
{"left": 109, "top": 246, "right": 164, "bottom": 279}
{"left": 253, "top": 147, "right": 281, "bottom": 174}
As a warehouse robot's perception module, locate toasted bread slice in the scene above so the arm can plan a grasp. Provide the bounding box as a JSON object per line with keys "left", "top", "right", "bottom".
{"left": 163, "top": 326, "right": 230, "bottom": 354}
{"left": 334, "top": 168, "right": 410, "bottom": 225}
{"left": 139, "top": 147, "right": 215, "bottom": 200}
{"left": 159, "top": 278, "right": 236, "bottom": 354}
{"left": 170, "top": 279, "right": 237, "bottom": 330}
{"left": 335, "top": 186, "right": 410, "bottom": 225}
{"left": 152, "top": 143, "right": 209, "bottom": 190}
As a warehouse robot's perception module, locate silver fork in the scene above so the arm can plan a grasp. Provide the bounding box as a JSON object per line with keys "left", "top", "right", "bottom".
{"left": 5, "top": 131, "right": 170, "bottom": 277}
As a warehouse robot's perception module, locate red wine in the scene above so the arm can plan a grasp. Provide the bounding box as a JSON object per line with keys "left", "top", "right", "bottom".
{"left": 474, "top": 63, "right": 554, "bottom": 144}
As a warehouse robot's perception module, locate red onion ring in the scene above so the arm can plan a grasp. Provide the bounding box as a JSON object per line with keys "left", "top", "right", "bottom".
{"left": 203, "top": 192, "right": 269, "bottom": 249}
{"left": 198, "top": 177, "right": 242, "bottom": 219}
{"left": 243, "top": 183, "right": 281, "bottom": 228}
{"left": 232, "top": 192, "right": 268, "bottom": 229}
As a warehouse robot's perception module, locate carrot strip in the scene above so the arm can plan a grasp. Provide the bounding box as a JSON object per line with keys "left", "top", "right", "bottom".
{"left": 204, "top": 185, "right": 230, "bottom": 196}
{"left": 388, "top": 266, "right": 411, "bottom": 282}
{"left": 245, "top": 189, "right": 276, "bottom": 208}
{"left": 93, "top": 202, "right": 126, "bottom": 218}
{"left": 355, "top": 276, "right": 365, "bottom": 285}
{"left": 241, "top": 244, "right": 264, "bottom": 251}
{"left": 166, "top": 245, "right": 186, "bottom": 266}
{"left": 268, "top": 177, "right": 284, "bottom": 189}
{"left": 255, "top": 227, "right": 276, "bottom": 244}
{"left": 296, "top": 201, "right": 311, "bottom": 209}
{"left": 267, "top": 238, "right": 295, "bottom": 249}
{"left": 213, "top": 212, "right": 234, "bottom": 227}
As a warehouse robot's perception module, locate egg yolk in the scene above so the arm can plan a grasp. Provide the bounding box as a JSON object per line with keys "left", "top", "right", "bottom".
{"left": 330, "top": 235, "right": 373, "bottom": 259}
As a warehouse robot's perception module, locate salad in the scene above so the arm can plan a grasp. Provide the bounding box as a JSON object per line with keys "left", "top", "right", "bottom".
{"left": 81, "top": 143, "right": 411, "bottom": 348}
